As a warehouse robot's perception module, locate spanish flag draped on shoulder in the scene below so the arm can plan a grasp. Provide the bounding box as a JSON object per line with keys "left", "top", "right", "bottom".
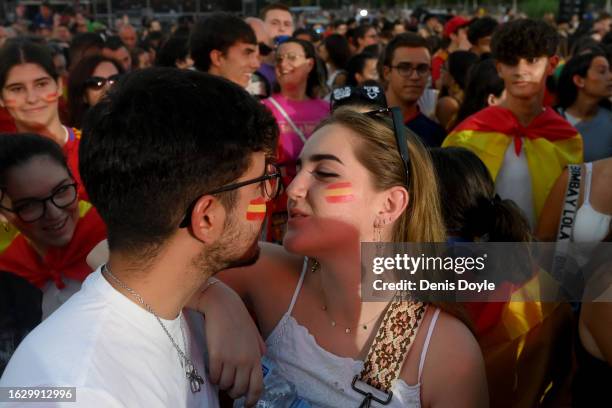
{"left": 443, "top": 106, "right": 583, "bottom": 222}
{"left": 0, "top": 201, "right": 106, "bottom": 289}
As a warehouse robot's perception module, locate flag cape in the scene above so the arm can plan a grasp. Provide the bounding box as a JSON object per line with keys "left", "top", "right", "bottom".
{"left": 443, "top": 106, "right": 583, "bottom": 220}
{"left": 64, "top": 127, "right": 88, "bottom": 201}
{"left": 0, "top": 201, "right": 106, "bottom": 289}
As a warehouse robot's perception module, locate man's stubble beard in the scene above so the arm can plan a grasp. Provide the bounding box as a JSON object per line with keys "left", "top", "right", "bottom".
{"left": 191, "top": 208, "right": 262, "bottom": 278}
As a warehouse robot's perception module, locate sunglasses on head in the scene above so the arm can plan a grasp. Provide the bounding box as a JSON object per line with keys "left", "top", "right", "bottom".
{"left": 364, "top": 107, "right": 411, "bottom": 186}
{"left": 84, "top": 74, "right": 122, "bottom": 90}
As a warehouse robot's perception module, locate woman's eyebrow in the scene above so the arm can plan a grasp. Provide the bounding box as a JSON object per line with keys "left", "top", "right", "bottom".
{"left": 297, "top": 154, "right": 344, "bottom": 167}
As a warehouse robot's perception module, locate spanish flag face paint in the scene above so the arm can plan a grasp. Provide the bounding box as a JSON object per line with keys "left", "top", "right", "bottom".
{"left": 2, "top": 98, "right": 18, "bottom": 109}
{"left": 246, "top": 197, "right": 267, "bottom": 221}
{"left": 42, "top": 91, "right": 59, "bottom": 103}
{"left": 324, "top": 182, "right": 355, "bottom": 204}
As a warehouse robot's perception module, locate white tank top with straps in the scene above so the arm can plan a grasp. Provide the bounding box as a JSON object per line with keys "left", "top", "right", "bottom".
{"left": 264, "top": 259, "right": 440, "bottom": 408}
{"left": 573, "top": 162, "right": 612, "bottom": 243}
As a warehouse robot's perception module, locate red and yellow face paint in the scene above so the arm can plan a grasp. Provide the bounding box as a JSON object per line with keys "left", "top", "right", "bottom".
{"left": 2, "top": 98, "right": 18, "bottom": 108}
{"left": 324, "top": 182, "right": 355, "bottom": 203}
{"left": 246, "top": 197, "right": 267, "bottom": 221}
{"left": 42, "top": 91, "right": 60, "bottom": 103}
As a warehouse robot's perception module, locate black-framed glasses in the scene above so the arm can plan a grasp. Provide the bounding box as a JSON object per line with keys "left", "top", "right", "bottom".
{"left": 0, "top": 183, "right": 78, "bottom": 223}
{"left": 84, "top": 74, "right": 122, "bottom": 90}
{"left": 364, "top": 107, "right": 410, "bottom": 186}
{"left": 390, "top": 62, "right": 431, "bottom": 78}
{"left": 178, "top": 163, "right": 282, "bottom": 228}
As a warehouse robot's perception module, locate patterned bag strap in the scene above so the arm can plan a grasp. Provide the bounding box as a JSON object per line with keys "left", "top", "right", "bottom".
{"left": 352, "top": 301, "right": 427, "bottom": 406}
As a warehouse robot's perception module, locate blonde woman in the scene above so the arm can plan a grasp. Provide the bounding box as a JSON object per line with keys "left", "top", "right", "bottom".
{"left": 220, "top": 108, "right": 488, "bottom": 407}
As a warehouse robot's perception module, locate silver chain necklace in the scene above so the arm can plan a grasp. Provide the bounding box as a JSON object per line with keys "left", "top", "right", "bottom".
{"left": 102, "top": 264, "right": 205, "bottom": 393}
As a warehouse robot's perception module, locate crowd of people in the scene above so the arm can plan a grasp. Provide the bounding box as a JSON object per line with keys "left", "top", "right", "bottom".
{"left": 0, "top": 2, "right": 611, "bottom": 407}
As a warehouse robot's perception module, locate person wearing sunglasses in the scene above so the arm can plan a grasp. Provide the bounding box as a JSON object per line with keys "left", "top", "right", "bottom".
{"left": 383, "top": 33, "right": 447, "bottom": 147}
{"left": 215, "top": 107, "right": 487, "bottom": 407}
{"left": 0, "top": 133, "right": 106, "bottom": 327}
{"left": 67, "top": 55, "right": 124, "bottom": 129}
{"left": 262, "top": 38, "right": 328, "bottom": 243}
{"left": 0, "top": 40, "right": 87, "bottom": 199}
{"left": 245, "top": 17, "right": 275, "bottom": 99}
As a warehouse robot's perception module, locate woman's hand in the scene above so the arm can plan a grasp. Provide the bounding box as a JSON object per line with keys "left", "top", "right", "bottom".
{"left": 188, "top": 280, "right": 265, "bottom": 406}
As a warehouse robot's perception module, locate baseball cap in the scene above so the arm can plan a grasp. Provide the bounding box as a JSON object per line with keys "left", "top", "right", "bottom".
{"left": 444, "top": 16, "right": 470, "bottom": 38}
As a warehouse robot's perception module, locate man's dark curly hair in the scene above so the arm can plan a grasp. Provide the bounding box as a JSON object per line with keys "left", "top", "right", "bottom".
{"left": 491, "top": 19, "right": 559, "bottom": 65}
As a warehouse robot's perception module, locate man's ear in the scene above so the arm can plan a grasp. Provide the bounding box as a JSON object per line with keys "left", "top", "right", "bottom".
{"left": 209, "top": 49, "right": 224, "bottom": 69}
{"left": 547, "top": 55, "right": 560, "bottom": 75}
{"left": 189, "top": 195, "right": 227, "bottom": 244}
{"left": 573, "top": 73, "right": 585, "bottom": 89}
{"left": 382, "top": 65, "right": 391, "bottom": 82}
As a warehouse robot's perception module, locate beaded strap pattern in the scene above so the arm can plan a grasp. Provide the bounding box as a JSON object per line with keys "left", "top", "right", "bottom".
{"left": 358, "top": 301, "right": 427, "bottom": 391}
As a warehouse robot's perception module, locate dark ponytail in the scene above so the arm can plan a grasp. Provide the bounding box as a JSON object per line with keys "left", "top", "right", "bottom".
{"left": 430, "top": 147, "right": 532, "bottom": 242}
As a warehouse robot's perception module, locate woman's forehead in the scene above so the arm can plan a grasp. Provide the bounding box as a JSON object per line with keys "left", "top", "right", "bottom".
{"left": 279, "top": 42, "right": 303, "bottom": 53}
{"left": 5, "top": 63, "right": 52, "bottom": 85}
{"left": 302, "top": 124, "right": 357, "bottom": 160}
{"left": 4, "top": 156, "right": 68, "bottom": 198}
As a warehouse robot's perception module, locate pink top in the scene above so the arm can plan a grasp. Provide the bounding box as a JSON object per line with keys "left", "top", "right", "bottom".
{"left": 263, "top": 94, "right": 329, "bottom": 179}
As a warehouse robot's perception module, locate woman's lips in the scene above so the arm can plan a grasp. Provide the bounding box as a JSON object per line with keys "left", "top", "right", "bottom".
{"left": 43, "top": 216, "right": 69, "bottom": 234}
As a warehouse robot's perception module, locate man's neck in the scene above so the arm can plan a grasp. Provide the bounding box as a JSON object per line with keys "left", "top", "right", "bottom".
{"left": 105, "top": 250, "right": 209, "bottom": 320}
{"left": 501, "top": 92, "right": 545, "bottom": 127}
{"left": 17, "top": 119, "right": 66, "bottom": 146}
{"left": 386, "top": 90, "right": 419, "bottom": 121}
{"left": 566, "top": 92, "right": 600, "bottom": 121}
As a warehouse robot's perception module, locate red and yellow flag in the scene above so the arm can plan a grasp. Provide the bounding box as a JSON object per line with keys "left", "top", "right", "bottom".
{"left": 443, "top": 106, "right": 583, "bottom": 221}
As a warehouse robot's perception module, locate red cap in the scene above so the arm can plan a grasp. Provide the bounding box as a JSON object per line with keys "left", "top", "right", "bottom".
{"left": 444, "top": 16, "right": 470, "bottom": 38}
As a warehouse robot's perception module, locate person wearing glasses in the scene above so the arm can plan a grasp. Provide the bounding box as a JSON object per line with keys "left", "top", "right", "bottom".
{"left": 383, "top": 33, "right": 447, "bottom": 147}
{"left": 190, "top": 12, "right": 260, "bottom": 89}
{"left": 217, "top": 107, "right": 488, "bottom": 407}
{"left": 67, "top": 55, "right": 124, "bottom": 129}
{"left": 1, "top": 69, "right": 278, "bottom": 406}
{"left": 0, "top": 133, "right": 106, "bottom": 323}
{"left": 0, "top": 40, "right": 86, "bottom": 199}
{"left": 262, "top": 38, "right": 328, "bottom": 243}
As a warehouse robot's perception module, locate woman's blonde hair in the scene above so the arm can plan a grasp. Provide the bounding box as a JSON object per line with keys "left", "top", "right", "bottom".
{"left": 315, "top": 107, "right": 446, "bottom": 243}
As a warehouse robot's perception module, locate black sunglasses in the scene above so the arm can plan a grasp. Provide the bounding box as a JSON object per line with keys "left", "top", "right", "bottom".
{"left": 258, "top": 42, "right": 273, "bottom": 57}
{"left": 364, "top": 107, "right": 410, "bottom": 186}
{"left": 84, "top": 74, "right": 122, "bottom": 90}
{"left": 178, "top": 163, "right": 282, "bottom": 228}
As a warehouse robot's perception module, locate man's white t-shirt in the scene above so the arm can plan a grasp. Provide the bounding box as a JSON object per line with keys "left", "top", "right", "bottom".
{"left": 0, "top": 268, "right": 219, "bottom": 407}
{"left": 495, "top": 143, "right": 536, "bottom": 229}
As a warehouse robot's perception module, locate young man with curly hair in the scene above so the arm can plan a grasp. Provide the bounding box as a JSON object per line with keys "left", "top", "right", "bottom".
{"left": 444, "top": 19, "right": 583, "bottom": 229}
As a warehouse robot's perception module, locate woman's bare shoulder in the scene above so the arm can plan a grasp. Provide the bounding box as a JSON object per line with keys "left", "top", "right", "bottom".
{"left": 419, "top": 310, "right": 488, "bottom": 408}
